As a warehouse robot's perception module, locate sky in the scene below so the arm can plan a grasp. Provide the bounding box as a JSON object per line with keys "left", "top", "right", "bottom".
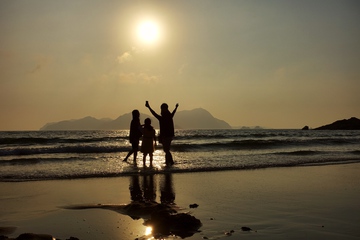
{"left": 1, "top": 0, "right": 359, "bottom": 130}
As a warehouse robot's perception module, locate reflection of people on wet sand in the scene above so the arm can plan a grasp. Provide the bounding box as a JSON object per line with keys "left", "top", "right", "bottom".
{"left": 63, "top": 173, "right": 201, "bottom": 239}
{"left": 160, "top": 173, "right": 175, "bottom": 205}
{"left": 141, "top": 118, "right": 156, "bottom": 168}
{"left": 128, "top": 173, "right": 201, "bottom": 238}
{"left": 147, "top": 173, "right": 200, "bottom": 238}
{"left": 123, "top": 110, "right": 142, "bottom": 164}
{"left": 129, "top": 174, "right": 156, "bottom": 204}
{"left": 129, "top": 175, "right": 143, "bottom": 202}
{"left": 145, "top": 101, "right": 179, "bottom": 166}
{"left": 143, "top": 174, "right": 156, "bottom": 202}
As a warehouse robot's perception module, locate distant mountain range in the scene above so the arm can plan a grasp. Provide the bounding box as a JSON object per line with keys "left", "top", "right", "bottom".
{"left": 40, "top": 108, "right": 232, "bottom": 130}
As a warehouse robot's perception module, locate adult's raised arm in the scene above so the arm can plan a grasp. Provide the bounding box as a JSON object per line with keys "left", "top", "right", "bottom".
{"left": 145, "top": 101, "right": 161, "bottom": 119}
{"left": 171, "top": 103, "right": 179, "bottom": 117}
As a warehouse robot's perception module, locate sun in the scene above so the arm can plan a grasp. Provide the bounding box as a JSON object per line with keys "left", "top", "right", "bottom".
{"left": 137, "top": 20, "right": 161, "bottom": 45}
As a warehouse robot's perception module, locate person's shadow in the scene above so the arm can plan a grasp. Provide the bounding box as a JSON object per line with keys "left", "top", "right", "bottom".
{"left": 63, "top": 173, "right": 201, "bottom": 239}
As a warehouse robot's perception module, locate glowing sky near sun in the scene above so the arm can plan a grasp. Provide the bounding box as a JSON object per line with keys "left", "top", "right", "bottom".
{"left": 1, "top": 0, "right": 359, "bottom": 130}
{"left": 137, "top": 20, "right": 161, "bottom": 45}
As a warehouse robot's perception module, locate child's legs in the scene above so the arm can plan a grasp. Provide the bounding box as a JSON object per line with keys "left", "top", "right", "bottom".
{"left": 143, "top": 153, "right": 147, "bottom": 165}
{"left": 149, "top": 153, "right": 153, "bottom": 166}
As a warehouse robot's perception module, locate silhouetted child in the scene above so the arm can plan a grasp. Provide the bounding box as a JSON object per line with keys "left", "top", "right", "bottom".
{"left": 141, "top": 118, "right": 156, "bottom": 167}
{"left": 123, "top": 110, "right": 142, "bottom": 164}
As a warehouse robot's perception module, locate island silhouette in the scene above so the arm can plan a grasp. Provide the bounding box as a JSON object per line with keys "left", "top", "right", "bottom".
{"left": 40, "top": 108, "right": 232, "bottom": 130}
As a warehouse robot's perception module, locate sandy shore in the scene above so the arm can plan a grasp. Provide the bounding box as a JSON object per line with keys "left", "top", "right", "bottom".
{"left": 1, "top": 163, "right": 360, "bottom": 240}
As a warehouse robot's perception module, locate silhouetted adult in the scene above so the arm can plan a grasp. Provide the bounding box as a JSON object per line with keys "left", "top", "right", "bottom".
{"left": 145, "top": 101, "right": 178, "bottom": 166}
{"left": 123, "top": 110, "right": 142, "bottom": 164}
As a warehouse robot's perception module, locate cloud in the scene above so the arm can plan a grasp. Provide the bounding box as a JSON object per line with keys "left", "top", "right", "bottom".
{"left": 117, "top": 47, "right": 142, "bottom": 64}
{"left": 117, "top": 72, "right": 160, "bottom": 84}
{"left": 139, "top": 73, "right": 160, "bottom": 83}
{"left": 100, "top": 71, "right": 156, "bottom": 84}
{"left": 117, "top": 52, "right": 133, "bottom": 64}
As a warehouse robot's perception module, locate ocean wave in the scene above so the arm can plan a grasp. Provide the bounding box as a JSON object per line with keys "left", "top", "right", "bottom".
{"left": 1, "top": 136, "right": 359, "bottom": 157}
{"left": 173, "top": 138, "right": 359, "bottom": 151}
{"left": 0, "top": 145, "right": 129, "bottom": 156}
{"left": 0, "top": 156, "right": 100, "bottom": 166}
{"left": 0, "top": 136, "right": 127, "bottom": 146}
{"left": 1, "top": 158, "right": 359, "bottom": 182}
{"left": 1, "top": 129, "right": 359, "bottom": 182}
{"left": 174, "top": 132, "right": 279, "bottom": 140}
{"left": 273, "top": 150, "right": 324, "bottom": 156}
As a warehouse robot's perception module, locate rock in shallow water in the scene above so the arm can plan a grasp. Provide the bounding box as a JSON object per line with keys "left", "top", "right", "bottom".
{"left": 241, "top": 226, "right": 252, "bottom": 231}
{"left": 189, "top": 203, "right": 199, "bottom": 208}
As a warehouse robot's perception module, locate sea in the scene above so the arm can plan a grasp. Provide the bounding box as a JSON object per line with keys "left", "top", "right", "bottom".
{"left": 1, "top": 129, "right": 359, "bottom": 182}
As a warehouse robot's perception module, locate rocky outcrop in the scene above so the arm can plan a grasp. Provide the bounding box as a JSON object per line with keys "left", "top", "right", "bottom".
{"left": 314, "top": 117, "right": 360, "bottom": 130}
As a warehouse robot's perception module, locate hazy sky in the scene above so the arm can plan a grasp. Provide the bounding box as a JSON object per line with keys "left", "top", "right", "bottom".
{"left": 1, "top": 0, "right": 359, "bottom": 130}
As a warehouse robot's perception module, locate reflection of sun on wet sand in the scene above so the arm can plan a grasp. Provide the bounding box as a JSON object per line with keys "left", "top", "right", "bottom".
{"left": 63, "top": 173, "right": 202, "bottom": 239}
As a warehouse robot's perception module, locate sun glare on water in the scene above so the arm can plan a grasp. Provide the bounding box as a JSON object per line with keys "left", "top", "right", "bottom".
{"left": 137, "top": 19, "right": 161, "bottom": 45}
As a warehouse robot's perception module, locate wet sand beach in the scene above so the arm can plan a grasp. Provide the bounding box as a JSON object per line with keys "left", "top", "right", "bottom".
{"left": 1, "top": 163, "right": 360, "bottom": 239}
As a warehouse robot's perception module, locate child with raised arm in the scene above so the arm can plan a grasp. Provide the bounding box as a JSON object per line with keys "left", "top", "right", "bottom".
{"left": 141, "top": 118, "right": 156, "bottom": 167}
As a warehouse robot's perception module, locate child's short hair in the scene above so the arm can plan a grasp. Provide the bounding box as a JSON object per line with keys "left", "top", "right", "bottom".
{"left": 144, "top": 118, "right": 151, "bottom": 125}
